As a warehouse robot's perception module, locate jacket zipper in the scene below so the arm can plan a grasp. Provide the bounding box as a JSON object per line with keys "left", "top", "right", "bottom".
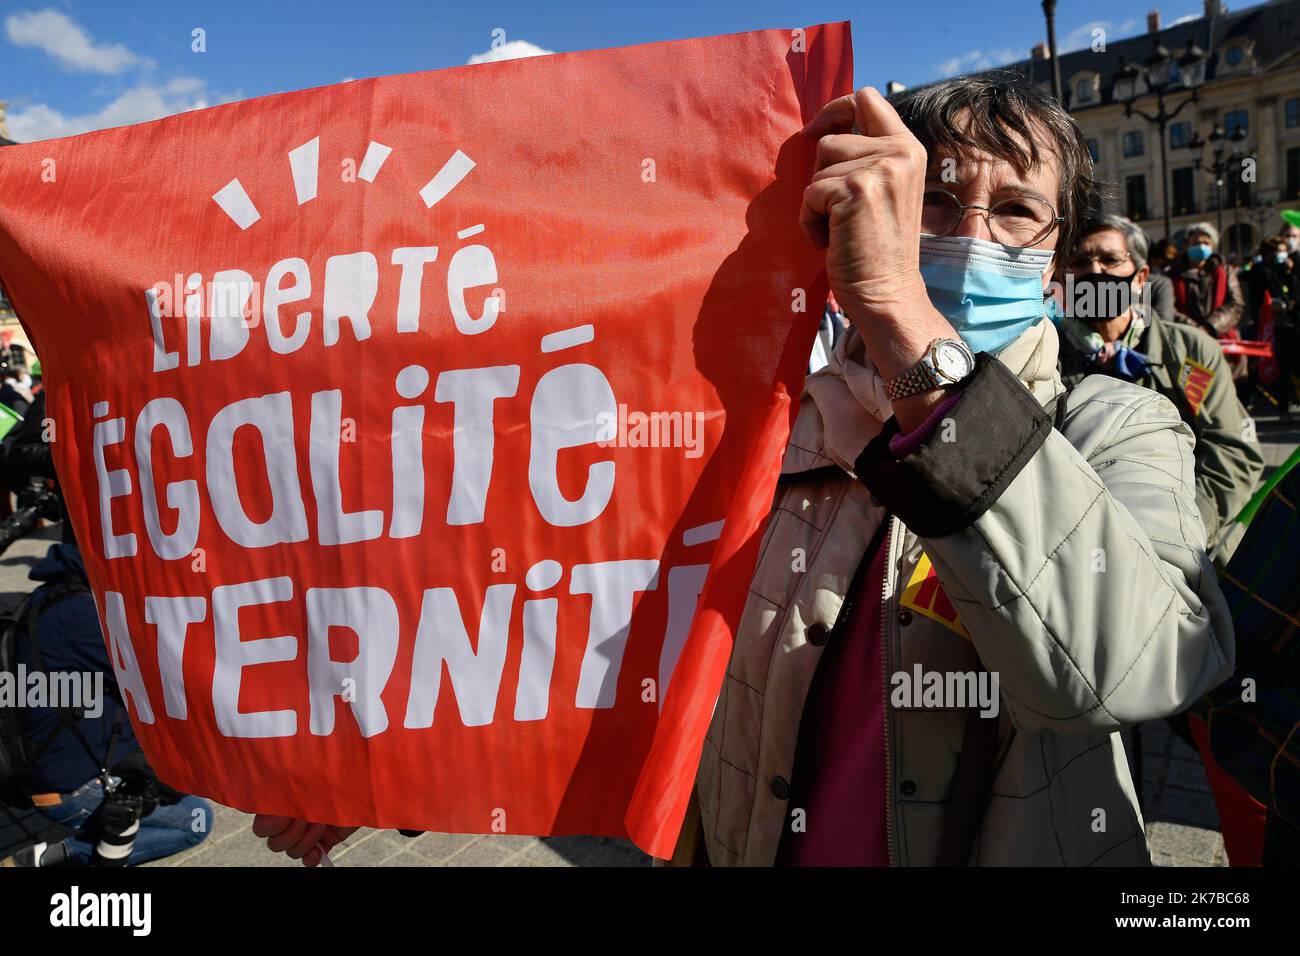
{"left": 881, "top": 516, "right": 897, "bottom": 867}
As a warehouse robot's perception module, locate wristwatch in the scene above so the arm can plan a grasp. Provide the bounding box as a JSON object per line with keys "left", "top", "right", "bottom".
{"left": 883, "top": 338, "right": 976, "bottom": 401}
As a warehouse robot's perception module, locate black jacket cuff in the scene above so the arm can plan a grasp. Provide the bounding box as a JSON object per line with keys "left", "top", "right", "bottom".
{"left": 854, "top": 353, "right": 1052, "bottom": 537}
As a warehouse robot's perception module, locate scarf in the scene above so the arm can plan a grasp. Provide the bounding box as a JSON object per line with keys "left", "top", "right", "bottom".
{"left": 800, "top": 320, "right": 1065, "bottom": 474}
{"left": 1062, "top": 311, "right": 1150, "bottom": 380}
{"left": 1172, "top": 264, "right": 1227, "bottom": 314}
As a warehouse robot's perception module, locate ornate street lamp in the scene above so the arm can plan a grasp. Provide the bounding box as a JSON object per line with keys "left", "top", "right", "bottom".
{"left": 1113, "top": 42, "right": 1208, "bottom": 237}
{"left": 1113, "top": 59, "right": 1140, "bottom": 104}
{"left": 1179, "top": 43, "right": 1208, "bottom": 88}
{"left": 1186, "top": 123, "right": 1249, "bottom": 242}
{"left": 1145, "top": 44, "right": 1173, "bottom": 90}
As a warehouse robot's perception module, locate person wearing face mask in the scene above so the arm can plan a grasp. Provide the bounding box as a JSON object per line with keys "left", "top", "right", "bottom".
{"left": 1280, "top": 220, "right": 1300, "bottom": 259}
{"left": 1173, "top": 224, "right": 1247, "bottom": 388}
{"left": 1173, "top": 224, "right": 1245, "bottom": 337}
{"left": 650, "top": 75, "right": 1234, "bottom": 869}
{"left": 1276, "top": 227, "right": 1300, "bottom": 298}
{"left": 1057, "top": 216, "right": 1262, "bottom": 560}
{"left": 1247, "top": 236, "right": 1300, "bottom": 420}
{"left": 1246, "top": 237, "right": 1297, "bottom": 316}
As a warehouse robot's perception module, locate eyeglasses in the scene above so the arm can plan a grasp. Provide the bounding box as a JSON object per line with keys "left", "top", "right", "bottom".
{"left": 1065, "top": 250, "right": 1133, "bottom": 274}
{"left": 920, "top": 187, "right": 1063, "bottom": 249}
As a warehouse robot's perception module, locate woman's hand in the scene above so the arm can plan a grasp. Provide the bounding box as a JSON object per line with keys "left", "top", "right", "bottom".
{"left": 252, "top": 815, "right": 358, "bottom": 867}
{"left": 800, "top": 87, "right": 960, "bottom": 427}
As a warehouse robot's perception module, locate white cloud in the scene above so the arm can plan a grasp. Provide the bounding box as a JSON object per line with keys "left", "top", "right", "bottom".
{"left": 5, "top": 8, "right": 149, "bottom": 74}
{"left": 935, "top": 47, "right": 1022, "bottom": 78}
{"left": 1061, "top": 20, "right": 1111, "bottom": 52}
{"left": 466, "top": 39, "right": 554, "bottom": 65}
{"left": 1169, "top": 14, "right": 1200, "bottom": 27}
{"left": 1060, "top": 17, "right": 1144, "bottom": 53}
{"left": 5, "top": 77, "right": 229, "bottom": 142}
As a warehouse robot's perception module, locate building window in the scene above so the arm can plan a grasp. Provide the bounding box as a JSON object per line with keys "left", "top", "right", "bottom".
{"left": 1226, "top": 158, "right": 1252, "bottom": 209}
{"left": 1123, "top": 130, "right": 1145, "bottom": 158}
{"left": 1287, "top": 147, "right": 1300, "bottom": 200}
{"left": 1224, "top": 110, "right": 1248, "bottom": 138}
{"left": 1170, "top": 121, "right": 1192, "bottom": 149}
{"left": 1126, "top": 175, "right": 1148, "bottom": 221}
{"left": 1074, "top": 78, "right": 1095, "bottom": 105}
{"left": 1224, "top": 45, "right": 1245, "bottom": 68}
{"left": 1085, "top": 138, "right": 1100, "bottom": 162}
{"left": 1171, "top": 167, "right": 1196, "bottom": 216}
{"left": 1286, "top": 98, "right": 1299, "bottom": 129}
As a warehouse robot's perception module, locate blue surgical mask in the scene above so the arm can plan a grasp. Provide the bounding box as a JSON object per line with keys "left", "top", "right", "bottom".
{"left": 1276, "top": 252, "right": 1290, "bottom": 265}
{"left": 919, "top": 235, "right": 1055, "bottom": 355}
{"left": 1188, "top": 243, "right": 1213, "bottom": 262}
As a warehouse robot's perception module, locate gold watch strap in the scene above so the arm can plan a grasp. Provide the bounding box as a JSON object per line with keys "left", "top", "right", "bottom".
{"left": 884, "top": 352, "right": 942, "bottom": 401}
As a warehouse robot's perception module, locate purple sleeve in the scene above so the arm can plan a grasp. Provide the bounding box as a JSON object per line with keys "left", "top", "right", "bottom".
{"left": 887, "top": 389, "right": 965, "bottom": 459}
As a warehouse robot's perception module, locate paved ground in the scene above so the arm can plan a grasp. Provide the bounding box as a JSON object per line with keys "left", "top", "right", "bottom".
{"left": 1253, "top": 408, "right": 1300, "bottom": 476}
{"left": 1127, "top": 721, "right": 1229, "bottom": 867}
{"left": 146, "top": 809, "right": 649, "bottom": 867}
{"left": 3, "top": 411, "right": 1295, "bottom": 866}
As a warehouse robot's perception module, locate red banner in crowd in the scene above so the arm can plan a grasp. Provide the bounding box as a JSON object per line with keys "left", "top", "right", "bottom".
{"left": 0, "top": 24, "right": 852, "bottom": 857}
{"left": 1254, "top": 292, "right": 1280, "bottom": 381}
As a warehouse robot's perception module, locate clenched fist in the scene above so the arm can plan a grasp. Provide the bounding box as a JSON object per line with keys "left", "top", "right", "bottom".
{"left": 800, "top": 87, "right": 957, "bottom": 411}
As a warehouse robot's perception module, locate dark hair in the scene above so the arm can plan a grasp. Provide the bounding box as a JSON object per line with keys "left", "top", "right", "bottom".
{"left": 891, "top": 72, "right": 1100, "bottom": 256}
{"left": 1260, "top": 235, "right": 1287, "bottom": 255}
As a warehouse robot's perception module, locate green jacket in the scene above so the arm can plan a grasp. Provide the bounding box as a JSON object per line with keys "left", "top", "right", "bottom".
{"left": 1059, "top": 316, "right": 1264, "bottom": 552}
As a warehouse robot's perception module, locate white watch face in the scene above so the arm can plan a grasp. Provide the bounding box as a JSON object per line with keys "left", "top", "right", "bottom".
{"left": 933, "top": 340, "right": 974, "bottom": 382}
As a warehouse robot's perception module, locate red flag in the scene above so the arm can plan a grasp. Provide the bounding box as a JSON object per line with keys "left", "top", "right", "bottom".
{"left": 0, "top": 24, "right": 852, "bottom": 857}
{"left": 1258, "top": 289, "right": 1280, "bottom": 385}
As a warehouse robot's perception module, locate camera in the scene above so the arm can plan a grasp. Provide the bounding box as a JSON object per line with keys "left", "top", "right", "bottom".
{"left": 90, "top": 773, "right": 160, "bottom": 867}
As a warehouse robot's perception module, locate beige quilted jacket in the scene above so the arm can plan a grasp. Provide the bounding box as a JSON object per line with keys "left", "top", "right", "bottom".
{"left": 674, "top": 321, "right": 1235, "bottom": 866}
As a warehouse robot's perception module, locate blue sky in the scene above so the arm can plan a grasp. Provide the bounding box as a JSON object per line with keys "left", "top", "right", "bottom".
{"left": 0, "top": 0, "right": 1209, "bottom": 142}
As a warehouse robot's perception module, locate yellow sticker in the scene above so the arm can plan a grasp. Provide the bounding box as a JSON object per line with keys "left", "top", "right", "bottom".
{"left": 1177, "top": 357, "right": 1215, "bottom": 419}
{"left": 900, "top": 551, "right": 970, "bottom": 640}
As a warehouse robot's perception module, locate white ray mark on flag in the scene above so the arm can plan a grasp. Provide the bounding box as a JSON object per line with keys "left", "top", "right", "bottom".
{"left": 212, "top": 179, "right": 261, "bottom": 230}
{"left": 683, "top": 520, "right": 724, "bottom": 547}
{"left": 357, "top": 141, "right": 392, "bottom": 183}
{"left": 419, "top": 150, "right": 475, "bottom": 208}
{"left": 457, "top": 223, "right": 484, "bottom": 239}
{"left": 288, "top": 137, "right": 320, "bottom": 205}
{"left": 540, "top": 324, "right": 595, "bottom": 354}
